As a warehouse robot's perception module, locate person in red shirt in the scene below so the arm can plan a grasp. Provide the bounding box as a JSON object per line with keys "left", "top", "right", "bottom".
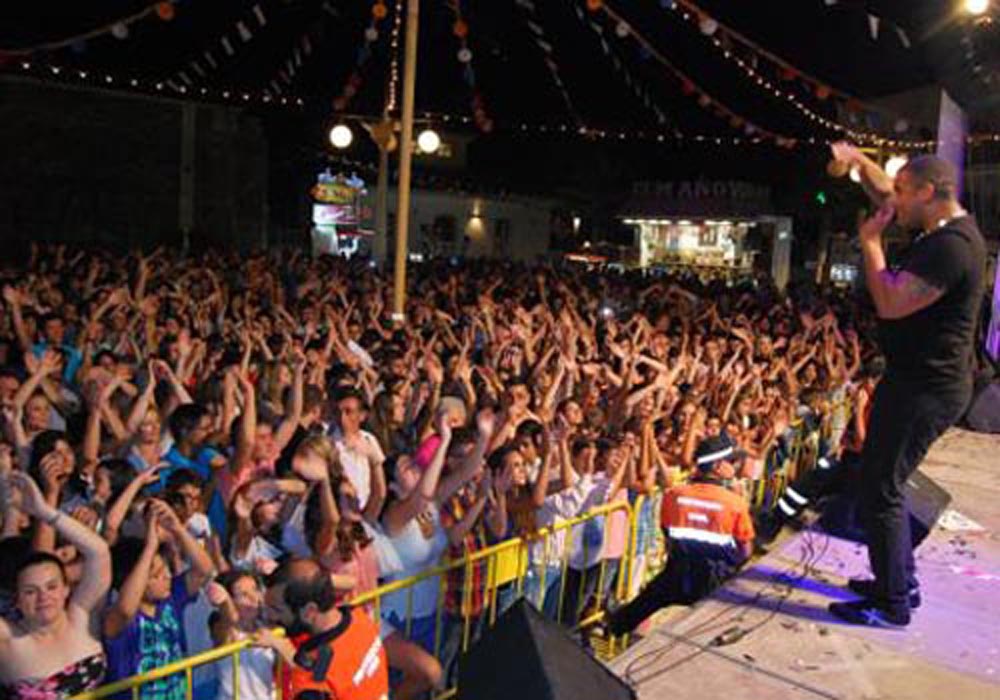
{"left": 266, "top": 558, "right": 389, "bottom": 700}
{"left": 604, "top": 434, "right": 754, "bottom": 636}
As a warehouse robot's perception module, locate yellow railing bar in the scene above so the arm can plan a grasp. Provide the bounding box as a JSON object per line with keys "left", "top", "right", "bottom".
{"left": 70, "top": 628, "right": 286, "bottom": 700}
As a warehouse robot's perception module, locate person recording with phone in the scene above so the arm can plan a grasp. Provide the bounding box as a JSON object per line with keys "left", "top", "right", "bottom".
{"left": 826, "top": 144, "right": 986, "bottom": 627}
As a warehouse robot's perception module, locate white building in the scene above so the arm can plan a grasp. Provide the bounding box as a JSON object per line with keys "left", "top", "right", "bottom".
{"left": 371, "top": 187, "right": 561, "bottom": 261}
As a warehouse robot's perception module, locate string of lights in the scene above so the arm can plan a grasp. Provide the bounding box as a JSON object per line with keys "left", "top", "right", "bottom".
{"left": 667, "top": 0, "right": 877, "bottom": 109}
{"left": 385, "top": 0, "right": 405, "bottom": 113}
{"left": 10, "top": 57, "right": 304, "bottom": 107}
{"left": 593, "top": 2, "right": 795, "bottom": 145}
{"left": 661, "top": 0, "right": 930, "bottom": 147}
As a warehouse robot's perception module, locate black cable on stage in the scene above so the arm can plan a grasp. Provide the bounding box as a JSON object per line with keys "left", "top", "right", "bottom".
{"left": 622, "top": 523, "right": 832, "bottom": 687}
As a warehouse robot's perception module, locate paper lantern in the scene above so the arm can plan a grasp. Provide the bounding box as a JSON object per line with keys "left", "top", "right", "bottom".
{"left": 453, "top": 20, "right": 468, "bottom": 38}
{"left": 364, "top": 27, "right": 379, "bottom": 42}
{"left": 815, "top": 84, "right": 831, "bottom": 100}
{"left": 372, "top": 2, "right": 388, "bottom": 19}
{"left": 111, "top": 23, "right": 129, "bottom": 39}
{"left": 681, "top": 80, "right": 695, "bottom": 95}
{"left": 586, "top": 0, "right": 603, "bottom": 11}
{"left": 615, "top": 22, "right": 629, "bottom": 37}
{"left": 697, "top": 94, "right": 711, "bottom": 107}
{"left": 155, "top": 2, "right": 175, "bottom": 21}
{"left": 699, "top": 16, "right": 718, "bottom": 35}
{"left": 457, "top": 47, "right": 473, "bottom": 63}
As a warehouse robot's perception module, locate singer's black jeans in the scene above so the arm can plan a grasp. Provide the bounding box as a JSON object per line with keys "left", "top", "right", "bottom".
{"left": 860, "top": 378, "right": 968, "bottom": 612}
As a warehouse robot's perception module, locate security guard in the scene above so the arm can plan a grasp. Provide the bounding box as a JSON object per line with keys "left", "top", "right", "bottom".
{"left": 276, "top": 558, "right": 389, "bottom": 700}
{"left": 605, "top": 434, "right": 754, "bottom": 636}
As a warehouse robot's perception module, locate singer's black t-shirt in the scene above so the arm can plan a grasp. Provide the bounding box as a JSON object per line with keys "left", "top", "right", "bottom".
{"left": 877, "top": 215, "right": 985, "bottom": 392}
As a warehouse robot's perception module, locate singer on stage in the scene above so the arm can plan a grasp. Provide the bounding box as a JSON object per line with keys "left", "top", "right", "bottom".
{"left": 827, "top": 145, "right": 986, "bottom": 627}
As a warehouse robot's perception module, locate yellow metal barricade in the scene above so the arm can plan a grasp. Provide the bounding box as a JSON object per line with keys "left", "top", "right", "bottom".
{"left": 71, "top": 630, "right": 286, "bottom": 700}
{"left": 77, "top": 397, "right": 853, "bottom": 700}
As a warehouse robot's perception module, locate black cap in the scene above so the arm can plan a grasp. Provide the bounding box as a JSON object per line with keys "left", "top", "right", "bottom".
{"left": 694, "top": 434, "right": 743, "bottom": 473}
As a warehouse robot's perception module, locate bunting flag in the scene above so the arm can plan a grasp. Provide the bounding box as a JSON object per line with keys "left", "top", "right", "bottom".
{"left": 0, "top": 1, "right": 179, "bottom": 55}
{"left": 592, "top": 2, "right": 795, "bottom": 145}
{"left": 572, "top": 1, "right": 668, "bottom": 125}
{"left": 656, "top": 0, "right": 926, "bottom": 146}
{"left": 513, "top": 0, "right": 583, "bottom": 126}
{"left": 868, "top": 14, "right": 880, "bottom": 41}
{"left": 445, "top": 0, "right": 492, "bottom": 131}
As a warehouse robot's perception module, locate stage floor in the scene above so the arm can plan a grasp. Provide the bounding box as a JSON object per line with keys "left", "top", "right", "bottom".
{"left": 607, "top": 428, "right": 1000, "bottom": 700}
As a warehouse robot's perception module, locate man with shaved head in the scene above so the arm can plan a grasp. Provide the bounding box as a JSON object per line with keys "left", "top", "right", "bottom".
{"left": 829, "top": 145, "right": 986, "bottom": 628}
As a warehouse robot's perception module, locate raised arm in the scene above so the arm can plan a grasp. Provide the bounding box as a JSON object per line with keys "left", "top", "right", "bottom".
{"left": 5, "top": 472, "right": 112, "bottom": 612}
{"left": 383, "top": 419, "right": 453, "bottom": 536}
{"left": 103, "top": 505, "right": 161, "bottom": 639}
{"left": 156, "top": 498, "right": 215, "bottom": 595}
{"left": 274, "top": 353, "right": 305, "bottom": 452}
{"left": 103, "top": 466, "right": 165, "bottom": 546}
{"left": 3, "top": 286, "right": 34, "bottom": 352}
{"left": 438, "top": 409, "right": 494, "bottom": 505}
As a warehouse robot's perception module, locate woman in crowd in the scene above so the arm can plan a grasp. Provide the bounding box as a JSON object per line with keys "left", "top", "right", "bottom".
{"left": 0, "top": 470, "right": 112, "bottom": 699}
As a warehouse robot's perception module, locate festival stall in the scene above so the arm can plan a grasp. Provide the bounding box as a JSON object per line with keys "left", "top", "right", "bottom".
{"left": 620, "top": 178, "right": 793, "bottom": 290}
{"left": 310, "top": 170, "right": 373, "bottom": 257}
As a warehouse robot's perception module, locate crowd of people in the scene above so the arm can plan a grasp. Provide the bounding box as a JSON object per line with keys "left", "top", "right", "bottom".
{"left": 0, "top": 243, "right": 884, "bottom": 699}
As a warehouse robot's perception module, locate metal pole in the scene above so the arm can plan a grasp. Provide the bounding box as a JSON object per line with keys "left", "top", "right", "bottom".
{"left": 392, "top": 0, "right": 419, "bottom": 320}
{"left": 375, "top": 145, "right": 389, "bottom": 265}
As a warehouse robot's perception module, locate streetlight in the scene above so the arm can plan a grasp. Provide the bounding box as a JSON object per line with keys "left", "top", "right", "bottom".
{"left": 965, "top": 0, "right": 989, "bottom": 15}
{"left": 329, "top": 124, "right": 353, "bottom": 149}
{"left": 416, "top": 128, "right": 440, "bottom": 154}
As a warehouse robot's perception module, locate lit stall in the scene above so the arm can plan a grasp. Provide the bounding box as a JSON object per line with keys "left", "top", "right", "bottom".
{"left": 621, "top": 179, "right": 793, "bottom": 290}
{"left": 311, "top": 170, "right": 373, "bottom": 258}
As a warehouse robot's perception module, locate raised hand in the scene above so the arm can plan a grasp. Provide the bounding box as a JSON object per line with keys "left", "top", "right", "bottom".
{"left": 293, "top": 452, "right": 331, "bottom": 483}
{"left": 2, "top": 471, "right": 47, "bottom": 518}
{"left": 40, "top": 451, "right": 70, "bottom": 496}
{"left": 475, "top": 408, "right": 496, "bottom": 438}
{"left": 206, "top": 581, "right": 231, "bottom": 608}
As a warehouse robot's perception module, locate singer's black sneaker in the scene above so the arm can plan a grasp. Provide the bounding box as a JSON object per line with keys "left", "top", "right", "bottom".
{"left": 829, "top": 599, "right": 910, "bottom": 628}
{"left": 847, "top": 578, "right": 922, "bottom": 609}
{"left": 753, "top": 509, "right": 787, "bottom": 548}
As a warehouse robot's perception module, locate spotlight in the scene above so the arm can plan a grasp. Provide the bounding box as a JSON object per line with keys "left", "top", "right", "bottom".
{"left": 965, "top": 0, "right": 989, "bottom": 15}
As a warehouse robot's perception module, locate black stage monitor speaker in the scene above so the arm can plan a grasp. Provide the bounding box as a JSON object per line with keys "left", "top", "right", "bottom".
{"left": 458, "top": 598, "right": 636, "bottom": 700}
{"left": 963, "top": 380, "right": 1000, "bottom": 433}
{"left": 819, "top": 468, "right": 952, "bottom": 546}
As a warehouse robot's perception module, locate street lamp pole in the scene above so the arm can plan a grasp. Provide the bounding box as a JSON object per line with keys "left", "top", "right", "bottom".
{"left": 391, "top": 0, "right": 420, "bottom": 320}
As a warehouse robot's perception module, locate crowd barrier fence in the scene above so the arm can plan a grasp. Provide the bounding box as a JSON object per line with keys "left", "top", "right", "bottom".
{"left": 74, "top": 407, "right": 845, "bottom": 700}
